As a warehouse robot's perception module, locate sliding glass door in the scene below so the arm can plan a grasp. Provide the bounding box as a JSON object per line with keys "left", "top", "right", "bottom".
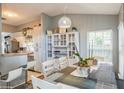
{"left": 87, "top": 30, "right": 113, "bottom": 62}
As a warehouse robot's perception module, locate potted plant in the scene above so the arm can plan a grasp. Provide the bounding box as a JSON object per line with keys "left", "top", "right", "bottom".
{"left": 74, "top": 52, "right": 88, "bottom": 67}
{"left": 74, "top": 52, "right": 90, "bottom": 77}
{"left": 74, "top": 52, "right": 98, "bottom": 76}
{"left": 86, "top": 57, "right": 98, "bottom": 66}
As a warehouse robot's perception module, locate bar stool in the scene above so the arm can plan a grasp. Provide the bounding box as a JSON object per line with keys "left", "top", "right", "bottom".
{"left": 0, "top": 67, "right": 23, "bottom": 89}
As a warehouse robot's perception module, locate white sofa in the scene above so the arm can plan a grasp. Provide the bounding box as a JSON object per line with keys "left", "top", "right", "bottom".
{"left": 41, "top": 57, "right": 79, "bottom": 84}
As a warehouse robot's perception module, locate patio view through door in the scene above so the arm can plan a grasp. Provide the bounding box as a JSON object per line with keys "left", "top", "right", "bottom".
{"left": 87, "top": 30, "right": 113, "bottom": 62}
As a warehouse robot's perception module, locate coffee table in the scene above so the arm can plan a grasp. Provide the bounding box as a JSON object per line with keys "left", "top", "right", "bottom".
{"left": 70, "top": 67, "right": 90, "bottom": 78}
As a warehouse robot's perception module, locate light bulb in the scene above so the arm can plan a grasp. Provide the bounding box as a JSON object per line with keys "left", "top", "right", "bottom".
{"left": 63, "top": 20, "right": 67, "bottom": 24}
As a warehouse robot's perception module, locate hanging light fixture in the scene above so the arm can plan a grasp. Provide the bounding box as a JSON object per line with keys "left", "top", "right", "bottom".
{"left": 58, "top": 16, "right": 71, "bottom": 28}
{"left": 58, "top": 6, "right": 71, "bottom": 28}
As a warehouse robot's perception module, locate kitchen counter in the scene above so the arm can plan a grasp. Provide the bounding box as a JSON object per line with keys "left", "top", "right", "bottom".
{"left": 0, "top": 53, "right": 28, "bottom": 76}
{"left": 0, "top": 53, "right": 28, "bottom": 57}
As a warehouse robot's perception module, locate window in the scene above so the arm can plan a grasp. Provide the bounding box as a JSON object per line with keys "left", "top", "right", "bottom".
{"left": 87, "top": 30, "right": 112, "bottom": 62}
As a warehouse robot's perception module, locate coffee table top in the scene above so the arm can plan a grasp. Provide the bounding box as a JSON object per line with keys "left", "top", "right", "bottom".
{"left": 70, "top": 65, "right": 98, "bottom": 78}
{"left": 70, "top": 69, "right": 89, "bottom": 78}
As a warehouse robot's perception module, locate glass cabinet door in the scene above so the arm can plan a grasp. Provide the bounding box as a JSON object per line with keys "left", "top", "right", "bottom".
{"left": 64, "top": 34, "right": 66, "bottom": 46}
{"left": 68, "top": 33, "right": 75, "bottom": 42}
{"left": 60, "top": 35, "right": 64, "bottom": 46}
{"left": 72, "top": 33, "right": 75, "bottom": 41}
{"left": 68, "top": 33, "right": 76, "bottom": 58}
{"left": 54, "top": 35, "right": 59, "bottom": 46}
{"left": 47, "top": 35, "right": 52, "bottom": 58}
{"left": 60, "top": 34, "right": 66, "bottom": 46}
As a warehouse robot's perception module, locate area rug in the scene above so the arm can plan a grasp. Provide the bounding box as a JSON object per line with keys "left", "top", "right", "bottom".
{"left": 59, "top": 67, "right": 76, "bottom": 75}
{"left": 55, "top": 75, "right": 97, "bottom": 89}
{"left": 56, "top": 66, "right": 96, "bottom": 89}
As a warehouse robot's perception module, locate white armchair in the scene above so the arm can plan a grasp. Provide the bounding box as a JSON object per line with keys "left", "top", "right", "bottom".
{"left": 41, "top": 59, "right": 63, "bottom": 83}
{"left": 58, "top": 56, "right": 69, "bottom": 70}
{"left": 41, "top": 60, "right": 55, "bottom": 78}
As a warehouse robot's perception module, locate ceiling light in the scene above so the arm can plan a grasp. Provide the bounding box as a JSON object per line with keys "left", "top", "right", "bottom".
{"left": 58, "top": 6, "right": 72, "bottom": 28}
{"left": 58, "top": 16, "right": 71, "bottom": 28}
{"left": 3, "top": 11, "right": 17, "bottom": 17}
{"left": 8, "top": 13, "right": 13, "bottom": 17}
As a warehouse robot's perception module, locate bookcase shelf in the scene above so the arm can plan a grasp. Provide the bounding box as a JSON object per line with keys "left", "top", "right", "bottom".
{"left": 46, "top": 32, "right": 79, "bottom": 60}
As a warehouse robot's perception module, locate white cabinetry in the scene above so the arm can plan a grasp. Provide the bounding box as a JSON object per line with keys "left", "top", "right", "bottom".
{"left": 46, "top": 35, "right": 53, "bottom": 60}
{"left": 67, "top": 32, "right": 79, "bottom": 58}
{"left": 46, "top": 32, "right": 79, "bottom": 60}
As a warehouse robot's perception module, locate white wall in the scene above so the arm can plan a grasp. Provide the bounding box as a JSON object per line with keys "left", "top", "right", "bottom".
{"left": 34, "top": 13, "right": 52, "bottom": 72}
{"left": 118, "top": 4, "right": 124, "bottom": 79}
{"left": 0, "top": 4, "right": 2, "bottom": 53}
{"left": 50, "top": 14, "right": 118, "bottom": 72}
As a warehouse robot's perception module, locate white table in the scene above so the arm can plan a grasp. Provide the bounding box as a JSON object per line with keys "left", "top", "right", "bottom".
{"left": 71, "top": 65, "right": 98, "bottom": 78}
{"left": 70, "top": 67, "right": 89, "bottom": 78}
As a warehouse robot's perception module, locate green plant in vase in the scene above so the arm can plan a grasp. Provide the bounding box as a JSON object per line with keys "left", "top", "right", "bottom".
{"left": 74, "top": 52, "right": 89, "bottom": 67}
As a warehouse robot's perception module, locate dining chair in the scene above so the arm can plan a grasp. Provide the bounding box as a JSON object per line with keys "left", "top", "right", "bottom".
{"left": 0, "top": 67, "right": 23, "bottom": 89}
{"left": 32, "top": 76, "right": 62, "bottom": 89}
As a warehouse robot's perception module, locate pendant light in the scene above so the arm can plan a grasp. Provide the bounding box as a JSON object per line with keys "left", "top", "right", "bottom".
{"left": 58, "top": 6, "right": 71, "bottom": 28}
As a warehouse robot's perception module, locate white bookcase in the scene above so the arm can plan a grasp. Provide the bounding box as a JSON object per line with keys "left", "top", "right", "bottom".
{"left": 46, "top": 35, "right": 53, "bottom": 60}
{"left": 46, "top": 32, "right": 79, "bottom": 60}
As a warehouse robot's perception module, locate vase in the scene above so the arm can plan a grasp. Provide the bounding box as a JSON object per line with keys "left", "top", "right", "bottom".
{"left": 93, "top": 59, "right": 97, "bottom": 65}
{"left": 77, "top": 67, "right": 90, "bottom": 77}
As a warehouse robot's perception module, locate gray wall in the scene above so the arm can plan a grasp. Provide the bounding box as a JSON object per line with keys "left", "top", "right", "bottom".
{"left": 0, "top": 4, "right": 2, "bottom": 53}
{"left": 50, "top": 14, "right": 119, "bottom": 72}
{"left": 41, "top": 13, "right": 52, "bottom": 60}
